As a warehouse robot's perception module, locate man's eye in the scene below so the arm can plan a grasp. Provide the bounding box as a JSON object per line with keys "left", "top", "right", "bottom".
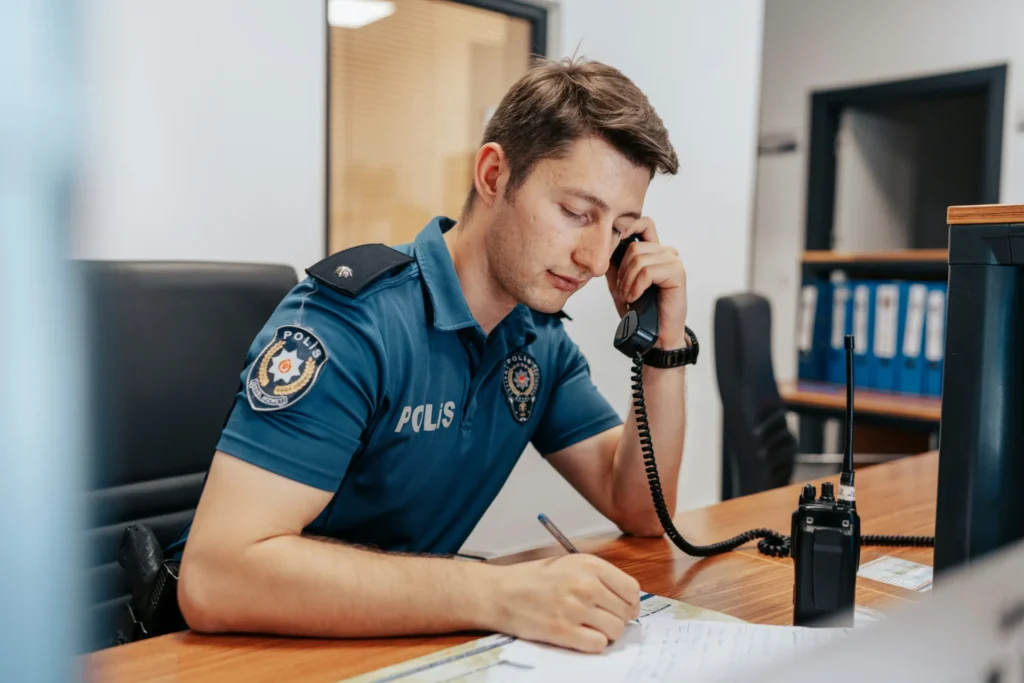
{"left": 561, "top": 206, "right": 587, "bottom": 223}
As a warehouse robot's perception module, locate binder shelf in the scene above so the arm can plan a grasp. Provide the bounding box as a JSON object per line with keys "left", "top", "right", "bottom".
{"left": 801, "top": 249, "right": 948, "bottom": 279}
{"left": 780, "top": 380, "right": 941, "bottom": 424}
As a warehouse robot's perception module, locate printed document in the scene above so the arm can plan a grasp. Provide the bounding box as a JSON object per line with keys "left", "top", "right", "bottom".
{"left": 341, "top": 594, "right": 849, "bottom": 682}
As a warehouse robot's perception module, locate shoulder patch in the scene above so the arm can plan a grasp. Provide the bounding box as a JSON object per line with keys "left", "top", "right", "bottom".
{"left": 247, "top": 325, "right": 329, "bottom": 412}
{"left": 306, "top": 243, "right": 414, "bottom": 297}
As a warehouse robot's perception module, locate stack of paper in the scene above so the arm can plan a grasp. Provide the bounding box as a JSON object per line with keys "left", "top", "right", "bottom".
{"left": 342, "top": 595, "right": 850, "bottom": 682}
{"left": 489, "top": 604, "right": 849, "bottom": 682}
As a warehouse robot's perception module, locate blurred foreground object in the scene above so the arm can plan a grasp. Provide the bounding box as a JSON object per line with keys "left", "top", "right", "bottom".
{"left": 0, "top": 0, "right": 85, "bottom": 679}
{"left": 730, "top": 536, "right": 1024, "bottom": 682}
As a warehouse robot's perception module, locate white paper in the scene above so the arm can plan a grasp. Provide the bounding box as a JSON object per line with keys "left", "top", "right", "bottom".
{"left": 831, "top": 286, "right": 849, "bottom": 350}
{"left": 491, "top": 602, "right": 849, "bottom": 682}
{"left": 872, "top": 284, "right": 899, "bottom": 359}
{"left": 797, "top": 285, "right": 818, "bottom": 353}
{"left": 853, "top": 285, "right": 870, "bottom": 355}
{"left": 902, "top": 284, "right": 927, "bottom": 358}
{"left": 925, "top": 289, "right": 946, "bottom": 361}
{"left": 858, "top": 555, "right": 933, "bottom": 591}
{"left": 341, "top": 595, "right": 744, "bottom": 683}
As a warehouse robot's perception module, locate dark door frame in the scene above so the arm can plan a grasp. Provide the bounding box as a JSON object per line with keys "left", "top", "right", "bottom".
{"left": 454, "top": 0, "right": 548, "bottom": 57}
{"left": 804, "top": 64, "right": 1007, "bottom": 251}
{"left": 323, "top": 0, "right": 549, "bottom": 256}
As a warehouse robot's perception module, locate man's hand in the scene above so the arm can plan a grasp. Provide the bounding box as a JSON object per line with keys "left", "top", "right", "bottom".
{"left": 604, "top": 217, "right": 689, "bottom": 350}
{"left": 489, "top": 554, "right": 641, "bottom": 654}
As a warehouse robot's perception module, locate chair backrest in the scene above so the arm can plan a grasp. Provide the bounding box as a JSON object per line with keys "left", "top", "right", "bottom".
{"left": 713, "top": 292, "right": 797, "bottom": 499}
{"left": 80, "top": 260, "right": 297, "bottom": 651}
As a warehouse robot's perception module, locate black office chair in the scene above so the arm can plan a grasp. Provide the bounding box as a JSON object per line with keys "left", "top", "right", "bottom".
{"left": 714, "top": 293, "right": 800, "bottom": 499}
{"left": 80, "top": 260, "right": 297, "bottom": 651}
{"left": 714, "top": 293, "right": 903, "bottom": 500}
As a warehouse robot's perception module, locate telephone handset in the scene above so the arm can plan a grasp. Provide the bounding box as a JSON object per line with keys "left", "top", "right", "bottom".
{"left": 610, "top": 235, "right": 660, "bottom": 358}
{"left": 608, "top": 235, "right": 934, "bottom": 570}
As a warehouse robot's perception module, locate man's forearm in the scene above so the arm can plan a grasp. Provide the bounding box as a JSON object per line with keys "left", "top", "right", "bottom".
{"left": 611, "top": 358, "right": 687, "bottom": 535}
{"left": 179, "top": 534, "right": 503, "bottom": 638}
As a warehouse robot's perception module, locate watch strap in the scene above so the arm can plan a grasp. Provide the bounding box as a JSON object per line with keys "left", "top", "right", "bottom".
{"left": 643, "top": 326, "right": 699, "bottom": 368}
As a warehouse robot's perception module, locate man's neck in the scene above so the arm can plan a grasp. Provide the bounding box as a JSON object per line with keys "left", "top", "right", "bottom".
{"left": 442, "top": 213, "right": 518, "bottom": 336}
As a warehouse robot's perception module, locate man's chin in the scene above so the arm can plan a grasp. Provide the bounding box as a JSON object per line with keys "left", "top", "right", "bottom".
{"left": 520, "top": 290, "right": 572, "bottom": 314}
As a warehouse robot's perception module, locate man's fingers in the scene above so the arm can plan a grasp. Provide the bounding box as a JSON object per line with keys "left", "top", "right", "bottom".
{"left": 579, "top": 604, "right": 626, "bottom": 644}
{"left": 593, "top": 585, "right": 638, "bottom": 624}
{"left": 616, "top": 249, "right": 662, "bottom": 299}
{"left": 621, "top": 259, "right": 682, "bottom": 303}
{"left": 629, "top": 217, "right": 660, "bottom": 244}
{"left": 591, "top": 561, "right": 641, "bottom": 616}
{"left": 554, "top": 624, "right": 609, "bottom": 654}
{"left": 616, "top": 248, "right": 680, "bottom": 293}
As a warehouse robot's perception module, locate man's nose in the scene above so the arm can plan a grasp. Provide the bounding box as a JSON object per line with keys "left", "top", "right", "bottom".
{"left": 572, "top": 228, "right": 613, "bottom": 278}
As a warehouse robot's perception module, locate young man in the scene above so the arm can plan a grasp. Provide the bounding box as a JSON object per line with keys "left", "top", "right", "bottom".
{"left": 177, "top": 56, "right": 693, "bottom": 655}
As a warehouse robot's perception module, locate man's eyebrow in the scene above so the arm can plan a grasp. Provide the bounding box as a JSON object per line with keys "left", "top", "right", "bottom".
{"left": 564, "top": 188, "right": 642, "bottom": 220}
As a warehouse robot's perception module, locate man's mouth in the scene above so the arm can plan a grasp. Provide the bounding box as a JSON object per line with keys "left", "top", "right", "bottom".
{"left": 548, "top": 271, "right": 585, "bottom": 292}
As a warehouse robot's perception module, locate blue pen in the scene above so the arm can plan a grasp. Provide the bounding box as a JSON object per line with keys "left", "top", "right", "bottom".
{"left": 537, "top": 513, "right": 579, "bottom": 553}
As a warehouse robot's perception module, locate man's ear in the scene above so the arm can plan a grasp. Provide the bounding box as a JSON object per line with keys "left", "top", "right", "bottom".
{"left": 472, "top": 142, "right": 507, "bottom": 207}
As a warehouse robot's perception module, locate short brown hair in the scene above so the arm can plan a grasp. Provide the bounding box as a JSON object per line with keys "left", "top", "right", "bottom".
{"left": 467, "top": 56, "right": 678, "bottom": 208}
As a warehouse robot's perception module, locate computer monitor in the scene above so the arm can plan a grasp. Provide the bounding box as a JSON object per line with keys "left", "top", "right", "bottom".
{"left": 934, "top": 211, "right": 1024, "bottom": 576}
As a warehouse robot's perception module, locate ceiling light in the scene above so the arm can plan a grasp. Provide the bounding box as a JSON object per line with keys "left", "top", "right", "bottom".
{"left": 328, "top": 0, "right": 396, "bottom": 29}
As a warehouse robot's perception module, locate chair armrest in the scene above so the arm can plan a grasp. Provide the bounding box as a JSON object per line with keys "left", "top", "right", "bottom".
{"left": 794, "top": 453, "right": 844, "bottom": 464}
{"left": 794, "top": 452, "right": 907, "bottom": 465}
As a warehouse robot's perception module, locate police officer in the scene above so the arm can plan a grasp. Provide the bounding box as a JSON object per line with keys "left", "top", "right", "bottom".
{"left": 176, "top": 56, "right": 695, "bottom": 655}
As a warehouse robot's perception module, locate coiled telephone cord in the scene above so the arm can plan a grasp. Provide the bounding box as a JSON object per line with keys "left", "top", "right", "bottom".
{"left": 629, "top": 355, "right": 934, "bottom": 559}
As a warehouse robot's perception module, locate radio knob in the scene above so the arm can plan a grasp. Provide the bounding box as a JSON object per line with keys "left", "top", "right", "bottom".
{"left": 801, "top": 484, "right": 816, "bottom": 503}
{"left": 820, "top": 482, "right": 835, "bottom": 502}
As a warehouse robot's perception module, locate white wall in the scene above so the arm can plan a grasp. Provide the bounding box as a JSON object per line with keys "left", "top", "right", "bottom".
{"left": 752, "top": 0, "right": 1024, "bottom": 384}
{"left": 833, "top": 109, "right": 918, "bottom": 252}
{"left": 465, "top": 0, "right": 765, "bottom": 555}
{"left": 73, "top": 0, "right": 326, "bottom": 278}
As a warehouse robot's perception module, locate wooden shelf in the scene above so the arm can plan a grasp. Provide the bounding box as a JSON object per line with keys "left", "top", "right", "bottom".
{"left": 802, "top": 249, "right": 948, "bottom": 264}
{"left": 779, "top": 380, "right": 941, "bottom": 423}
{"left": 948, "top": 204, "right": 1024, "bottom": 225}
{"left": 800, "top": 249, "right": 948, "bottom": 279}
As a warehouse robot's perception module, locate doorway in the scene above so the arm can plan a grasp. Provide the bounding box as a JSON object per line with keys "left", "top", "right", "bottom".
{"left": 805, "top": 65, "right": 1007, "bottom": 252}
{"left": 324, "top": 0, "right": 548, "bottom": 254}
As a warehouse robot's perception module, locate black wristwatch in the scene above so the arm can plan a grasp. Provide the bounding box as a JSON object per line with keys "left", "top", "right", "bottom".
{"left": 642, "top": 326, "right": 699, "bottom": 368}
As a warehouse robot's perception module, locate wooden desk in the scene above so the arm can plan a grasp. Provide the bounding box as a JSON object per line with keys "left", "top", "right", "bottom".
{"left": 780, "top": 380, "right": 942, "bottom": 424}
{"left": 83, "top": 452, "right": 938, "bottom": 683}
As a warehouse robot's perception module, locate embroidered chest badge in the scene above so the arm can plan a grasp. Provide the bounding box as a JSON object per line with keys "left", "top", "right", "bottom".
{"left": 502, "top": 351, "right": 541, "bottom": 424}
{"left": 246, "top": 325, "right": 328, "bottom": 412}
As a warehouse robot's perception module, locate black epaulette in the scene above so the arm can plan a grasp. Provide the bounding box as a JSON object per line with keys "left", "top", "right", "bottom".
{"left": 306, "top": 243, "right": 414, "bottom": 297}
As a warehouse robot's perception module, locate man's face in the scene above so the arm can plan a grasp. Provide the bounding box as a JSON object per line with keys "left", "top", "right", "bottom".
{"left": 484, "top": 136, "right": 651, "bottom": 314}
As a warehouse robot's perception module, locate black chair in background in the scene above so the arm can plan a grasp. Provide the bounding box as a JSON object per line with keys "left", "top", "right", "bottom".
{"left": 80, "top": 260, "right": 297, "bottom": 651}
{"left": 714, "top": 293, "right": 800, "bottom": 500}
{"left": 713, "top": 292, "right": 900, "bottom": 501}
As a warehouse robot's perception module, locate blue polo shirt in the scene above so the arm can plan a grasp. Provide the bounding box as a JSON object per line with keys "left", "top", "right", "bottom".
{"left": 188, "top": 217, "right": 622, "bottom": 555}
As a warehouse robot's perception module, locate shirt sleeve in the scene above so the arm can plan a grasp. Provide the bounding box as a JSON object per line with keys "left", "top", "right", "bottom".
{"left": 531, "top": 327, "right": 623, "bottom": 456}
{"left": 215, "top": 290, "right": 385, "bottom": 492}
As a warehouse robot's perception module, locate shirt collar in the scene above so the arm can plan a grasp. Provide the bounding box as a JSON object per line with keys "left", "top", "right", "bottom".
{"left": 415, "top": 216, "right": 476, "bottom": 332}
{"left": 414, "top": 216, "right": 536, "bottom": 347}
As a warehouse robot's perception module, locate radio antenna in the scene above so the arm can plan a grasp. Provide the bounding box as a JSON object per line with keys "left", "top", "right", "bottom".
{"left": 839, "top": 334, "right": 856, "bottom": 504}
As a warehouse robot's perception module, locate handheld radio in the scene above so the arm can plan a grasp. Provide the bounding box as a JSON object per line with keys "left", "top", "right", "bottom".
{"left": 610, "top": 234, "right": 932, "bottom": 625}
{"left": 790, "top": 335, "right": 860, "bottom": 626}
